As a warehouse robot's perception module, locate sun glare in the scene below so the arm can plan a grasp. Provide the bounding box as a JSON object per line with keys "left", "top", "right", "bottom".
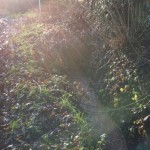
{"left": 78, "top": 0, "right": 84, "bottom": 2}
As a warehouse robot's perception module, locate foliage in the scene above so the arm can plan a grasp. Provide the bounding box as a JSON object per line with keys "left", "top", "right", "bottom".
{"left": 86, "top": 0, "right": 150, "bottom": 149}
{"left": 5, "top": 80, "right": 86, "bottom": 149}
{"left": 11, "top": 10, "right": 93, "bottom": 75}
{"left": 0, "top": 10, "right": 104, "bottom": 149}
{"left": 2, "top": 0, "right": 150, "bottom": 149}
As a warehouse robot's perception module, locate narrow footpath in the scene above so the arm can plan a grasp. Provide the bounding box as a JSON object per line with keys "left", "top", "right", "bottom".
{"left": 70, "top": 75, "right": 128, "bottom": 150}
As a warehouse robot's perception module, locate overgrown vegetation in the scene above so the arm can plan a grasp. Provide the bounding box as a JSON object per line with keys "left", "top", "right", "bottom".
{"left": 1, "top": 0, "right": 150, "bottom": 149}
{"left": 0, "top": 4, "right": 103, "bottom": 149}
{"left": 85, "top": 0, "right": 150, "bottom": 149}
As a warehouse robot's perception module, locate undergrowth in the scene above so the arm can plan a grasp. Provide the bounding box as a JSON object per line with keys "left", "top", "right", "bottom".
{"left": 1, "top": 8, "right": 103, "bottom": 149}
{"left": 86, "top": 0, "right": 150, "bottom": 149}
{"left": 2, "top": 0, "right": 150, "bottom": 149}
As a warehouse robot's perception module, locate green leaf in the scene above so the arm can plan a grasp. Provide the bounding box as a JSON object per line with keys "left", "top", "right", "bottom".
{"left": 132, "top": 94, "right": 138, "bottom": 101}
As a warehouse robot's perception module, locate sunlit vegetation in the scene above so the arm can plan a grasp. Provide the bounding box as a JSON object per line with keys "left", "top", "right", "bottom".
{"left": 0, "top": 1, "right": 103, "bottom": 149}
{"left": 1, "top": 0, "right": 150, "bottom": 149}
{"left": 5, "top": 78, "right": 91, "bottom": 149}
